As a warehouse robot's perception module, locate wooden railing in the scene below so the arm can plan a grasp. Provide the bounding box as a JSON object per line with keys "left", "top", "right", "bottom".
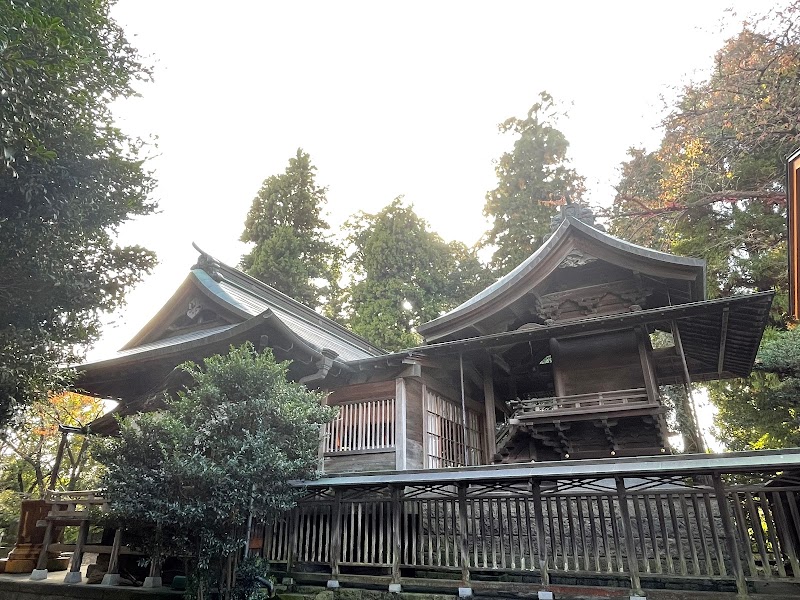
{"left": 507, "top": 388, "right": 654, "bottom": 420}
{"left": 322, "top": 398, "right": 395, "bottom": 453}
{"left": 261, "top": 451, "right": 800, "bottom": 597}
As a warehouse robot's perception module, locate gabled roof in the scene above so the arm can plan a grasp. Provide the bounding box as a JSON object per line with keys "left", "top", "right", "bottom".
{"left": 418, "top": 216, "right": 707, "bottom": 343}
{"left": 123, "top": 246, "right": 384, "bottom": 361}
{"left": 77, "top": 247, "right": 384, "bottom": 404}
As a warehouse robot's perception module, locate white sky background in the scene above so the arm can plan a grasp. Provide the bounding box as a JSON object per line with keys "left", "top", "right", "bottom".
{"left": 89, "top": 0, "right": 776, "bottom": 362}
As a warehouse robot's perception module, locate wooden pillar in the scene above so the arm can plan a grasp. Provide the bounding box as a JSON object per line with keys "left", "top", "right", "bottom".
{"left": 390, "top": 486, "right": 403, "bottom": 592}
{"left": 101, "top": 528, "right": 123, "bottom": 585}
{"left": 712, "top": 473, "right": 748, "bottom": 598}
{"left": 459, "top": 354, "right": 469, "bottom": 466}
{"left": 64, "top": 519, "right": 89, "bottom": 582}
{"left": 143, "top": 549, "right": 162, "bottom": 588}
{"left": 671, "top": 320, "right": 705, "bottom": 453}
{"left": 531, "top": 480, "right": 550, "bottom": 588}
{"left": 615, "top": 477, "right": 643, "bottom": 597}
{"left": 286, "top": 508, "right": 299, "bottom": 580}
{"left": 457, "top": 483, "right": 471, "bottom": 591}
{"left": 330, "top": 490, "right": 342, "bottom": 582}
{"left": 482, "top": 358, "right": 497, "bottom": 463}
{"left": 29, "top": 520, "right": 54, "bottom": 579}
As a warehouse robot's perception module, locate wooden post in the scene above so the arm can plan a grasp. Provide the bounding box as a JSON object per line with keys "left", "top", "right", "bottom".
{"left": 330, "top": 490, "right": 342, "bottom": 582}
{"left": 390, "top": 486, "right": 403, "bottom": 592}
{"left": 101, "top": 528, "right": 123, "bottom": 585}
{"left": 671, "top": 320, "right": 705, "bottom": 453}
{"left": 459, "top": 354, "right": 469, "bottom": 466}
{"left": 531, "top": 479, "right": 550, "bottom": 588}
{"left": 457, "top": 483, "right": 471, "bottom": 593}
{"left": 712, "top": 473, "right": 748, "bottom": 598}
{"left": 29, "top": 520, "right": 54, "bottom": 579}
{"left": 615, "top": 477, "right": 643, "bottom": 597}
{"left": 483, "top": 358, "right": 497, "bottom": 463}
{"left": 64, "top": 519, "right": 89, "bottom": 582}
{"left": 286, "top": 508, "right": 299, "bottom": 581}
{"left": 143, "top": 548, "right": 162, "bottom": 588}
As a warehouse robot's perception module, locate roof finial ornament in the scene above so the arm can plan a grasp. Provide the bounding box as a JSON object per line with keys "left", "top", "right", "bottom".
{"left": 549, "top": 197, "right": 605, "bottom": 232}
{"left": 191, "top": 242, "right": 223, "bottom": 281}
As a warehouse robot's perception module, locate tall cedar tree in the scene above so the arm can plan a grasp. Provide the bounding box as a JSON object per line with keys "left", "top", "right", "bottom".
{"left": 482, "top": 92, "right": 585, "bottom": 276}
{"left": 95, "top": 344, "right": 334, "bottom": 597}
{"left": 609, "top": 3, "right": 800, "bottom": 450}
{"left": 341, "top": 199, "right": 489, "bottom": 351}
{"left": 240, "top": 150, "right": 340, "bottom": 308}
{"left": 0, "top": 0, "right": 157, "bottom": 425}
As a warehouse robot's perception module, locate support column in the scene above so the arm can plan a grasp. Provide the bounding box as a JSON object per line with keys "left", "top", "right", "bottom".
{"left": 64, "top": 519, "right": 89, "bottom": 583}
{"left": 143, "top": 550, "right": 162, "bottom": 588}
{"left": 615, "top": 477, "right": 644, "bottom": 598}
{"left": 671, "top": 321, "right": 705, "bottom": 453}
{"left": 457, "top": 483, "right": 472, "bottom": 598}
{"left": 101, "top": 528, "right": 123, "bottom": 586}
{"left": 532, "top": 480, "right": 550, "bottom": 591}
{"left": 712, "top": 473, "right": 748, "bottom": 598}
{"left": 284, "top": 508, "right": 299, "bottom": 586}
{"left": 329, "top": 490, "right": 342, "bottom": 589}
{"left": 389, "top": 486, "right": 403, "bottom": 593}
{"left": 29, "top": 521, "right": 53, "bottom": 580}
{"left": 482, "top": 358, "right": 497, "bottom": 462}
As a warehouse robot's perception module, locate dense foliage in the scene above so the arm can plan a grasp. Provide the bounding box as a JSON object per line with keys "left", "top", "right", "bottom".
{"left": 339, "top": 198, "right": 490, "bottom": 351}
{"left": 241, "top": 149, "right": 341, "bottom": 308}
{"left": 0, "top": 0, "right": 157, "bottom": 425}
{"left": 95, "top": 344, "right": 334, "bottom": 596}
{"left": 609, "top": 3, "right": 800, "bottom": 449}
{"left": 711, "top": 327, "right": 800, "bottom": 450}
{"left": 482, "top": 92, "right": 585, "bottom": 276}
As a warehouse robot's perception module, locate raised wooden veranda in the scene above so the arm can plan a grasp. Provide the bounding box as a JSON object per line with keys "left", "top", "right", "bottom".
{"left": 259, "top": 449, "right": 800, "bottom": 599}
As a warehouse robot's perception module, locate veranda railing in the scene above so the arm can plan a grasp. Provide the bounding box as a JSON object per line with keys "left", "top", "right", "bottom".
{"left": 261, "top": 450, "right": 800, "bottom": 598}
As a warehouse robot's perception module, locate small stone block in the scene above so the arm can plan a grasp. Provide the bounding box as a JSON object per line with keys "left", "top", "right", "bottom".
{"left": 630, "top": 596, "right": 647, "bottom": 600}
{"left": 389, "top": 583, "right": 402, "bottom": 593}
{"left": 281, "top": 577, "right": 295, "bottom": 586}
{"left": 143, "top": 576, "right": 162, "bottom": 588}
{"left": 101, "top": 573, "right": 121, "bottom": 586}
{"left": 64, "top": 571, "right": 82, "bottom": 583}
{"left": 458, "top": 587, "right": 473, "bottom": 598}
{"left": 327, "top": 579, "right": 340, "bottom": 589}
{"left": 171, "top": 575, "right": 188, "bottom": 591}
{"left": 538, "top": 592, "right": 554, "bottom": 600}
{"left": 29, "top": 569, "right": 48, "bottom": 581}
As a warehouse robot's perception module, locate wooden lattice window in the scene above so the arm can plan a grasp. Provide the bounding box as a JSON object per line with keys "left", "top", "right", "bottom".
{"left": 425, "top": 389, "right": 483, "bottom": 468}
{"left": 323, "top": 398, "right": 395, "bottom": 453}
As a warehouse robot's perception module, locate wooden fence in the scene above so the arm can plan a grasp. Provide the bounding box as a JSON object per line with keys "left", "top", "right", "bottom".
{"left": 261, "top": 453, "right": 800, "bottom": 597}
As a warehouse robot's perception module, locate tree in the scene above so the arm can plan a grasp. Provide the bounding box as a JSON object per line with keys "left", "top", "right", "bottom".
{"left": 711, "top": 327, "right": 800, "bottom": 450}
{"left": 240, "top": 149, "right": 341, "bottom": 308}
{"left": 95, "top": 344, "right": 334, "bottom": 598}
{"left": 609, "top": 3, "right": 800, "bottom": 449}
{"left": 482, "top": 92, "right": 585, "bottom": 276}
{"left": 610, "top": 5, "right": 800, "bottom": 309}
{"left": 0, "top": 0, "right": 157, "bottom": 425}
{"left": 340, "top": 198, "right": 490, "bottom": 351}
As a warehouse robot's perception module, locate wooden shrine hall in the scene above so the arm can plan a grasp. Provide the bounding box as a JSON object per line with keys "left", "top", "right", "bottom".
{"left": 78, "top": 206, "right": 773, "bottom": 469}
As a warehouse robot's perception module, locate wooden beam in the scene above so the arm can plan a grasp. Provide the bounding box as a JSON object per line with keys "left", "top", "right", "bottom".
{"left": 717, "top": 307, "right": 730, "bottom": 375}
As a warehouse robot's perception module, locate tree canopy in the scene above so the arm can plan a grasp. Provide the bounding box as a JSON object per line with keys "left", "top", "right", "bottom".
{"left": 0, "top": 0, "right": 157, "bottom": 425}
{"left": 95, "top": 344, "right": 334, "bottom": 596}
{"left": 608, "top": 2, "right": 800, "bottom": 450}
{"left": 340, "top": 198, "right": 489, "bottom": 351}
{"left": 610, "top": 6, "right": 799, "bottom": 308}
{"left": 241, "top": 149, "right": 341, "bottom": 308}
{"left": 482, "top": 92, "right": 585, "bottom": 276}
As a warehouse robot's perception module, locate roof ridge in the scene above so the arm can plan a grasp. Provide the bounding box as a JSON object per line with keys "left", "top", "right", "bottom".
{"left": 192, "top": 244, "right": 385, "bottom": 356}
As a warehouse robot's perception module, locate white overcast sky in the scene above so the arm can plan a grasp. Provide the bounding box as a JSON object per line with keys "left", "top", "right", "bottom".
{"left": 88, "top": 0, "right": 776, "bottom": 359}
